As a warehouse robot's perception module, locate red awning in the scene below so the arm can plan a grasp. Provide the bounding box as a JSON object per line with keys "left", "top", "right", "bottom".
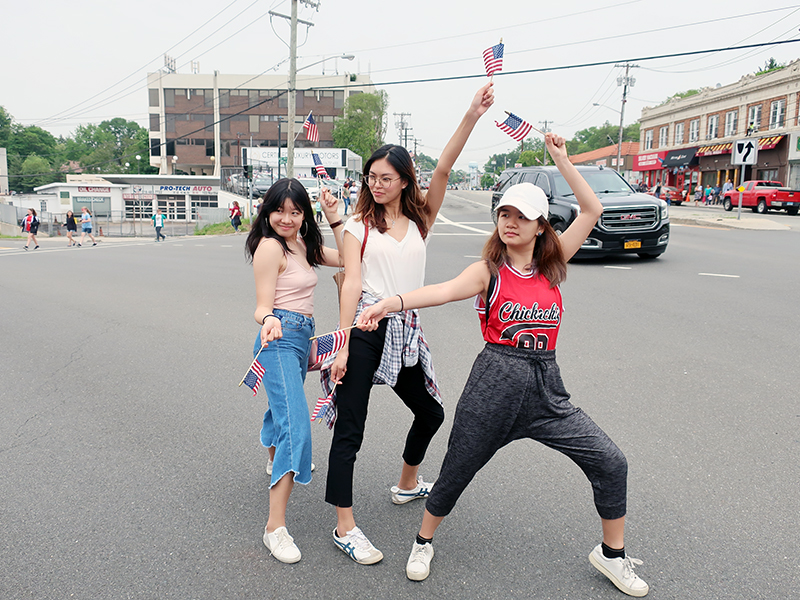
{"left": 758, "top": 135, "right": 784, "bottom": 150}
{"left": 695, "top": 135, "right": 784, "bottom": 156}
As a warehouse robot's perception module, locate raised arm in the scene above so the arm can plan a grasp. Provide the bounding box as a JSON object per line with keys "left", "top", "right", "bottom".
{"left": 318, "top": 187, "right": 344, "bottom": 267}
{"left": 357, "top": 261, "right": 491, "bottom": 329}
{"left": 425, "top": 83, "right": 495, "bottom": 224}
{"left": 545, "top": 133, "right": 604, "bottom": 262}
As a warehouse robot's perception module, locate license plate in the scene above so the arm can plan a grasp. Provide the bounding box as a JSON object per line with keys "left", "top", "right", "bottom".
{"left": 624, "top": 240, "right": 642, "bottom": 249}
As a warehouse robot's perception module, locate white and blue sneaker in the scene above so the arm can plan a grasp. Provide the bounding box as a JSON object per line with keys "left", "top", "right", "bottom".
{"left": 391, "top": 476, "right": 432, "bottom": 505}
{"left": 332, "top": 526, "right": 384, "bottom": 565}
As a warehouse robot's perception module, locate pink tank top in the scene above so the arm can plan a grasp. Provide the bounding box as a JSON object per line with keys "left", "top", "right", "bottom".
{"left": 274, "top": 249, "right": 317, "bottom": 315}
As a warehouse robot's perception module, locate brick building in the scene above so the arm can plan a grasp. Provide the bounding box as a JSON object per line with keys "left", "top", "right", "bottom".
{"left": 569, "top": 142, "right": 640, "bottom": 183}
{"left": 636, "top": 60, "right": 800, "bottom": 192}
{"left": 146, "top": 71, "right": 375, "bottom": 176}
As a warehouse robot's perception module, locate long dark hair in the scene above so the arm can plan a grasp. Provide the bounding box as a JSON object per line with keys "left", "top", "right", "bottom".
{"left": 482, "top": 217, "right": 566, "bottom": 288}
{"left": 356, "top": 144, "right": 431, "bottom": 238}
{"left": 245, "top": 178, "right": 325, "bottom": 266}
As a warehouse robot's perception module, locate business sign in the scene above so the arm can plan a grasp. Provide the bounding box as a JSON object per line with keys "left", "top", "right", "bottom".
{"left": 157, "top": 185, "right": 214, "bottom": 193}
{"left": 633, "top": 151, "right": 667, "bottom": 171}
{"left": 123, "top": 194, "right": 155, "bottom": 200}
{"left": 77, "top": 186, "right": 110, "bottom": 193}
{"left": 242, "top": 147, "right": 346, "bottom": 168}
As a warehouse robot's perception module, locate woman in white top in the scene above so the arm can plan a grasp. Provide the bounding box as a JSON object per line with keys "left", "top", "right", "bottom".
{"left": 322, "top": 83, "right": 494, "bottom": 564}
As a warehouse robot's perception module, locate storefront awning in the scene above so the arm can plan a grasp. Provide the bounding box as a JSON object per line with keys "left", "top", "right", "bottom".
{"left": 696, "top": 135, "right": 785, "bottom": 157}
{"left": 662, "top": 147, "right": 699, "bottom": 167}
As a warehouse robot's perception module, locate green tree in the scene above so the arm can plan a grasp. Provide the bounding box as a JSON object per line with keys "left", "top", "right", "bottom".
{"left": 18, "top": 154, "right": 53, "bottom": 193}
{"left": 0, "top": 106, "right": 12, "bottom": 149}
{"left": 332, "top": 91, "right": 388, "bottom": 164}
{"left": 566, "top": 122, "right": 639, "bottom": 155}
{"left": 480, "top": 172, "right": 495, "bottom": 189}
{"left": 67, "top": 117, "right": 147, "bottom": 173}
{"left": 756, "top": 57, "right": 786, "bottom": 75}
{"left": 414, "top": 152, "right": 437, "bottom": 171}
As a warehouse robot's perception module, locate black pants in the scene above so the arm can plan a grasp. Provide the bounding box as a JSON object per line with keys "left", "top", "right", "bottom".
{"left": 426, "top": 344, "right": 628, "bottom": 521}
{"left": 325, "top": 319, "right": 445, "bottom": 507}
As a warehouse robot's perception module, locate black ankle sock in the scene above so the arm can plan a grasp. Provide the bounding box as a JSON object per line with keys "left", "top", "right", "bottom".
{"left": 602, "top": 542, "right": 625, "bottom": 559}
{"left": 416, "top": 533, "right": 433, "bottom": 546}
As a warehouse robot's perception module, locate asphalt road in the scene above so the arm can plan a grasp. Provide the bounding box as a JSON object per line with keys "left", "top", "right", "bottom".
{"left": 2, "top": 192, "right": 799, "bottom": 599}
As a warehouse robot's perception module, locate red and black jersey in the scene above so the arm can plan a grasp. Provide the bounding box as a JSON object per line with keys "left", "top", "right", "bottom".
{"left": 474, "top": 263, "right": 563, "bottom": 350}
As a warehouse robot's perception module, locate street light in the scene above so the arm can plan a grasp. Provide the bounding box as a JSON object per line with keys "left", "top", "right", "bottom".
{"left": 287, "top": 54, "right": 356, "bottom": 177}
{"left": 172, "top": 155, "right": 178, "bottom": 175}
{"left": 593, "top": 103, "right": 624, "bottom": 173}
{"left": 135, "top": 154, "right": 141, "bottom": 174}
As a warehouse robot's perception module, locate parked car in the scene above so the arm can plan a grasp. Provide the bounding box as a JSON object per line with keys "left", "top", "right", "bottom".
{"left": 491, "top": 165, "right": 670, "bottom": 259}
{"left": 647, "top": 185, "right": 684, "bottom": 205}
{"left": 721, "top": 180, "right": 800, "bottom": 215}
{"left": 252, "top": 174, "right": 274, "bottom": 197}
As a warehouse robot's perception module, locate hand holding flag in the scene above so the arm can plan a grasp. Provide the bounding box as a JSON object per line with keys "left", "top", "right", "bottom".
{"left": 483, "top": 40, "right": 504, "bottom": 77}
{"left": 240, "top": 349, "right": 266, "bottom": 396}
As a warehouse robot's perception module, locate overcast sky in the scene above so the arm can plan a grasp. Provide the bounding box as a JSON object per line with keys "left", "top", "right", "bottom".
{"left": 4, "top": 0, "right": 800, "bottom": 169}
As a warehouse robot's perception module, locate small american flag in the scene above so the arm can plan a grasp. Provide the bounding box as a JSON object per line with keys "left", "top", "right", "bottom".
{"left": 312, "top": 152, "right": 330, "bottom": 179}
{"left": 315, "top": 329, "right": 346, "bottom": 362}
{"left": 483, "top": 43, "right": 504, "bottom": 77}
{"left": 242, "top": 359, "right": 266, "bottom": 396}
{"left": 310, "top": 389, "right": 337, "bottom": 429}
{"left": 303, "top": 112, "right": 319, "bottom": 143}
{"left": 496, "top": 112, "right": 533, "bottom": 142}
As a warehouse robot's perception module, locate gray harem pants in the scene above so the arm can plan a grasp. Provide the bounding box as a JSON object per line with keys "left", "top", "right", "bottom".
{"left": 425, "top": 344, "right": 628, "bottom": 521}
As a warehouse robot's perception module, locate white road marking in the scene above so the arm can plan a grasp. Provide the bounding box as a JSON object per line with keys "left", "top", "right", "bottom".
{"left": 435, "top": 212, "right": 492, "bottom": 234}
{"left": 604, "top": 266, "right": 632, "bottom": 270}
{"left": 221, "top": 244, "right": 233, "bottom": 247}
{"left": 464, "top": 255, "right": 482, "bottom": 258}
{"left": 699, "top": 272, "right": 740, "bottom": 278}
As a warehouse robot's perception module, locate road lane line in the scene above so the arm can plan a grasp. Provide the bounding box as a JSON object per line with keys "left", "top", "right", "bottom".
{"left": 435, "top": 212, "right": 492, "bottom": 234}
{"left": 699, "top": 272, "right": 740, "bottom": 278}
{"left": 604, "top": 266, "right": 632, "bottom": 270}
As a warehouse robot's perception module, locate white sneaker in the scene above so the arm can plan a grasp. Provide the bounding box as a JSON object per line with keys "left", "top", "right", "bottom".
{"left": 406, "top": 541, "right": 434, "bottom": 581}
{"left": 391, "top": 476, "right": 432, "bottom": 504}
{"left": 266, "top": 457, "right": 314, "bottom": 476}
{"left": 332, "top": 526, "right": 384, "bottom": 565}
{"left": 263, "top": 526, "right": 301, "bottom": 564}
{"left": 589, "top": 544, "right": 649, "bottom": 597}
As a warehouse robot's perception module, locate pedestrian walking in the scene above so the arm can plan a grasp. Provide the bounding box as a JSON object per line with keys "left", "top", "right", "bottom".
{"left": 63, "top": 210, "right": 78, "bottom": 247}
{"left": 152, "top": 208, "right": 166, "bottom": 242}
{"left": 21, "top": 208, "right": 40, "bottom": 250}
{"left": 245, "top": 180, "right": 343, "bottom": 564}
{"left": 358, "top": 132, "right": 649, "bottom": 597}
{"left": 321, "top": 82, "right": 494, "bottom": 565}
{"left": 78, "top": 207, "right": 97, "bottom": 246}
{"left": 693, "top": 183, "right": 703, "bottom": 207}
{"left": 230, "top": 200, "right": 242, "bottom": 233}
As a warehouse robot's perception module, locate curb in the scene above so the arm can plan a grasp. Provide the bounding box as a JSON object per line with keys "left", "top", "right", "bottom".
{"left": 670, "top": 216, "right": 790, "bottom": 231}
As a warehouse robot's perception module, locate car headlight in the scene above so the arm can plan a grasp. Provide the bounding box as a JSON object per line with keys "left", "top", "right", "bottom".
{"left": 660, "top": 201, "right": 669, "bottom": 220}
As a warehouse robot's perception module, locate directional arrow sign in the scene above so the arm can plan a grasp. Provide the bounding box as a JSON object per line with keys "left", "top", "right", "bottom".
{"left": 732, "top": 138, "right": 758, "bottom": 165}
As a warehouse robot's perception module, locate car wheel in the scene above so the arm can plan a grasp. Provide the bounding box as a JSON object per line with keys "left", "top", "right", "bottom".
{"left": 674, "top": 201, "right": 682, "bottom": 206}
{"left": 637, "top": 252, "right": 662, "bottom": 259}
{"left": 723, "top": 198, "right": 732, "bottom": 211}
{"left": 551, "top": 220, "right": 567, "bottom": 236}
{"left": 787, "top": 207, "right": 798, "bottom": 216}
{"left": 756, "top": 200, "right": 767, "bottom": 214}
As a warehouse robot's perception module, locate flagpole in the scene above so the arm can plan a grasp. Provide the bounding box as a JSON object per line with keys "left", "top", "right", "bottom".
{"left": 238, "top": 345, "right": 266, "bottom": 387}
{"left": 295, "top": 111, "right": 312, "bottom": 142}
{"left": 309, "top": 324, "right": 358, "bottom": 341}
{"left": 504, "top": 111, "right": 546, "bottom": 136}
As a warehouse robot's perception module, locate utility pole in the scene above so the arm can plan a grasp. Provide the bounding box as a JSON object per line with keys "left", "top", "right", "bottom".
{"left": 614, "top": 63, "right": 638, "bottom": 174}
{"left": 538, "top": 121, "right": 550, "bottom": 165}
{"left": 271, "top": 1, "right": 318, "bottom": 178}
{"left": 394, "top": 113, "right": 411, "bottom": 149}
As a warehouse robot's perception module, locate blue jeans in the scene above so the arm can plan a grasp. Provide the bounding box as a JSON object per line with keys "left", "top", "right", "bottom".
{"left": 255, "top": 308, "right": 315, "bottom": 487}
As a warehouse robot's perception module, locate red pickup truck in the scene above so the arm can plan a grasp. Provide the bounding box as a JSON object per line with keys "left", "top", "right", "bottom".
{"left": 722, "top": 180, "right": 800, "bottom": 215}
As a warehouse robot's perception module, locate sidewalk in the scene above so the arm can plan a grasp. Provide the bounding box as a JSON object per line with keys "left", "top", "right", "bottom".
{"left": 669, "top": 204, "right": 793, "bottom": 231}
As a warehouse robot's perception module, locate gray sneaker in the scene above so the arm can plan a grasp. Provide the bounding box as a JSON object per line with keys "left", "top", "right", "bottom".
{"left": 406, "top": 541, "right": 434, "bottom": 581}
{"left": 332, "top": 526, "right": 384, "bottom": 565}
{"left": 390, "top": 476, "right": 432, "bottom": 505}
{"left": 263, "top": 526, "right": 301, "bottom": 564}
{"left": 589, "top": 544, "right": 649, "bottom": 597}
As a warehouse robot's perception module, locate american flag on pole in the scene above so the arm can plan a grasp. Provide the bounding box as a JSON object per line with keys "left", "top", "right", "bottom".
{"left": 303, "top": 112, "right": 319, "bottom": 143}
{"left": 312, "top": 152, "right": 331, "bottom": 179}
{"left": 242, "top": 359, "right": 266, "bottom": 396}
{"left": 483, "top": 43, "right": 504, "bottom": 76}
{"left": 496, "top": 112, "right": 533, "bottom": 142}
{"left": 315, "top": 330, "right": 346, "bottom": 362}
{"left": 310, "top": 388, "right": 337, "bottom": 429}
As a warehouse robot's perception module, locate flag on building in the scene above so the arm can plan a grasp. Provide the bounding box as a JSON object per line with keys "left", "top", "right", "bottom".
{"left": 483, "top": 43, "right": 504, "bottom": 77}
{"left": 312, "top": 152, "right": 331, "bottom": 179}
{"left": 242, "top": 359, "right": 266, "bottom": 396}
{"left": 310, "top": 389, "right": 337, "bottom": 429}
{"left": 303, "top": 112, "right": 319, "bottom": 143}
{"left": 496, "top": 112, "right": 533, "bottom": 142}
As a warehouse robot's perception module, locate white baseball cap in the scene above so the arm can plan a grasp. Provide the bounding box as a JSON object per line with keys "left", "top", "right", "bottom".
{"left": 495, "top": 182, "right": 549, "bottom": 220}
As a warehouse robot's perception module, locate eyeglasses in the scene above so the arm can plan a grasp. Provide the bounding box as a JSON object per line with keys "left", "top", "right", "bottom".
{"left": 364, "top": 175, "right": 401, "bottom": 188}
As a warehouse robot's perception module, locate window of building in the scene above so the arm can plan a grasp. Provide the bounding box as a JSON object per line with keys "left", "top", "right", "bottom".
{"left": 304, "top": 90, "right": 316, "bottom": 97}
{"left": 206, "top": 139, "right": 214, "bottom": 157}
{"left": 249, "top": 115, "right": 259, "bottom": 132}
{"left": 769, "top": 99, "right": 786, "bottom": 129}
{"left": 296, "top": 94, "right": 304, "bottom": 110}
{"left": 321, "top": 115, "right": 334, "bottom": 123}
{"left": 747, "top": 105, "right": 762, "bottom": 131}
{"left": 707, "top": 114, "right": 719, "bottom": 140}
{"left": 164, "top": 89, "right": 175, "bottom": 107}
{"left": 334, "top": 90, "right": 345, "bottom": 109}
{"left": 279, "top": 94, "right": 288, "bottom": 108}
{"left": 725, "top": 111, "right": 738, "bottom": 137}
{"left": 689, "top": 119, "right": 699, "bottom": 142}
{"left": 150, "top": 114, "right": 160, "bottom": 132}
{"left": 322, "top": 91, "right": 334, "bottom": 97}
{"left": 165, "top": 140, "right": 176, "bottom": 157}
{"left": 249, "top": 90, "right": 259, "bottom": 107}
{"left": 150, "top": 138, "right": 161, "bottom": 157}
{"left": 149, "top": 88, "right": 160, "bottom": 107}
{"left": 658, "top": 126, "right": 668, "bottom": 148}
{"left": 675, "top": 122, "right": 684, "bottom": 145}
{"left": 758, "top": 168, "right": 779, "bottom": 181}
{"left": 194, "top": 89, "right": 205, "bottom": 97}
{"left": 165, "top": 115, "right": 176, "bottom": 133}
{"left": 219, "top": 90, "right": 230, "bottom": 108}
{"left": 644, "top": 129, "right": 653, "bottom": 150}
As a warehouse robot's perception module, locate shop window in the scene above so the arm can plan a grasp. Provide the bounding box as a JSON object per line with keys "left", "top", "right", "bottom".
{"left": 758, "top": 169, "right": 778, "bottom": 181}
{"left": 769, "top": 99, "right": 786, "bottom": 129}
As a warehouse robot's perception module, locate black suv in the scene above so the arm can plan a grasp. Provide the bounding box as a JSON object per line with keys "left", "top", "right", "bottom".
{"left": 491, "top": 165, "right": 670, "bottom": 259}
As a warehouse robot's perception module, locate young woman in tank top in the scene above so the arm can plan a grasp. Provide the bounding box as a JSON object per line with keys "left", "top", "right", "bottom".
{"left": 245, "top": 178, "right": 344, "bottom": 564}
{"left": 320, "top": 83, "right": 494, "bottom": 565}
{"left": 358, "top": 133, "right": 649, "bottom": 597}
